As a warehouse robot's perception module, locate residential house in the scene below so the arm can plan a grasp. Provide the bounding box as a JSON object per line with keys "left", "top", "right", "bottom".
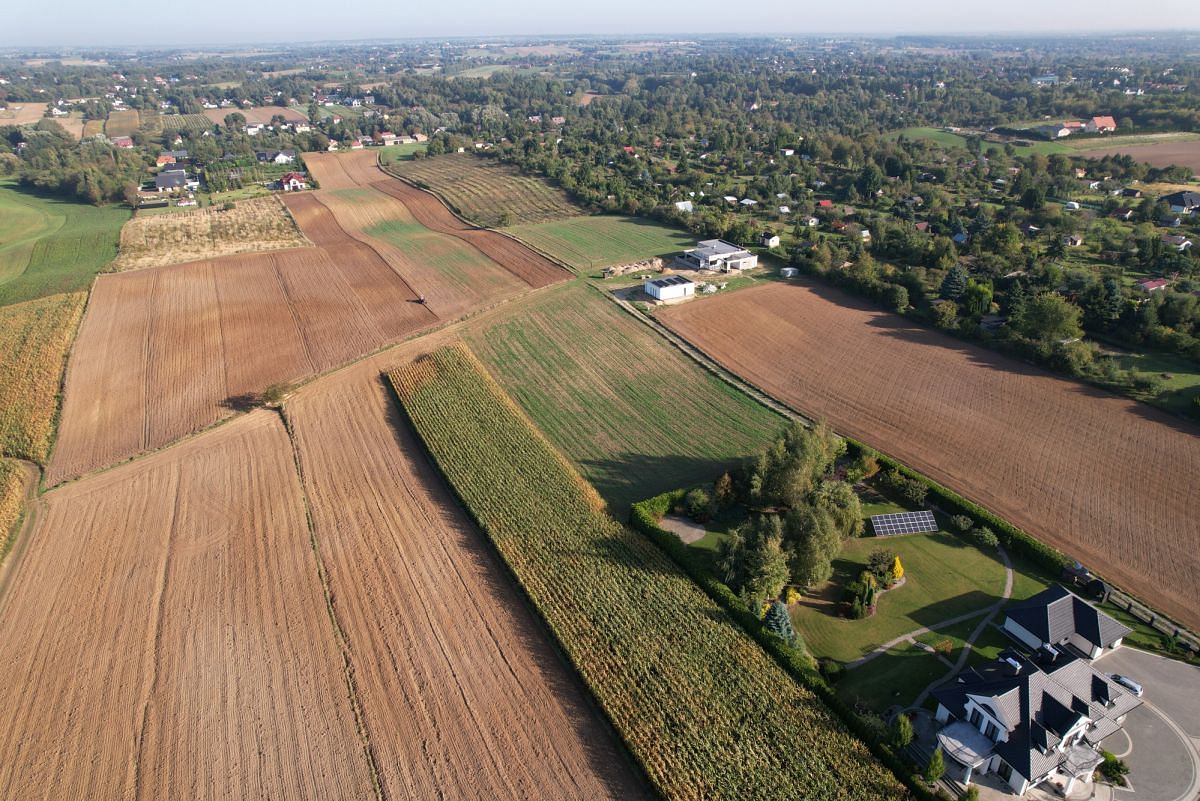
{"left": 1085, "top": 116, "right": 1118, "bottom": 133}
{"left": 915, "top": 222, "right": 930, "bottom": 233}
{"left": 1002, "top": 585, "right": 1131, "bottom": 660}
{"left": 674, "top": 200, "right": 694, "bottom": 213}
{"left": 1163, "top": 190, "right": 1200, "bottom": 213}
{"left": 155, "top": 170, "right": 197, "bottom": 193}
{"left": 1162, "top": 234, "right": 1193, "bottom": 251}
{"left": 1110, "top": 207, "right": 1135, "bottom": 221}
{"left": 933, "top": 647, "right": 1141, "bottom": 797}
{"left": 1136, "top": 278, "right": 1170, "bottom": 292}
{"left": 1120, "top": 188, "right": 1143, "bottom": 199}
{"left": 778, "top": 205, "right": 791, "bottom": 215}
{"left": 677, "top": 239, "right": 758, "bottom": 273}
{"left": 1064, "top": 234, "right": 1084, "bottom": 247}
{"left": 803, "top": 216, "right": 819, "bottom": 227}
{"left": 739, "top": 198, "right": 758, "bottom": 207}
{"left": 280, "top": 172, "right": 307, "bottom": 192}
{"left": 110, "top": 135, "right": 134, "bottom": 149}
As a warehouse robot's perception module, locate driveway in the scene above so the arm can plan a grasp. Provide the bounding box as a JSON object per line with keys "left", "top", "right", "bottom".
{"left": 1095, "top": 648, "right": 1200, "bottom": 801}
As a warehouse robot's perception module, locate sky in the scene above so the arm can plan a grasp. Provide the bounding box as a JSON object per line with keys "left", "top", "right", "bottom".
{"left": 4, "top": 0, "right": 1200, "bottom": 48}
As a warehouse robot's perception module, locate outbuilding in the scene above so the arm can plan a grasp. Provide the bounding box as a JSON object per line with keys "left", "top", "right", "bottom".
{"left": 645, "top": 275, "right": 695, "bottom": 301}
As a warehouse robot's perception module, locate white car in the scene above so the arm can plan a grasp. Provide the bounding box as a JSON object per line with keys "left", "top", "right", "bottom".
{"left": 1110, "top": 673, "right": 1144, "bottom": 697}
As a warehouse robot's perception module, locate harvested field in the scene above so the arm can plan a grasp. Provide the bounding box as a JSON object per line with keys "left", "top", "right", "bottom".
{"left": 660, "top": 281, "right": 1200, "bottom": 630}
{"left": 1075, "top": 138, "right": 1200, "bottom": 173}
{"left": 388, "top": 343, "right": 907, "bottom": 801}
{"left": 386, "top": 151, "right": 581, "bottom": 227}
{"left": 284, "top": 348, "right": 648, "bottom": 801}
{"left": 104, "top": 109, "right": 141, "bottom": 137}
{"left": 49, "top": 191, "right": 438, "bottom": 483}
{"left": 505, "top": 215, "right": 694, "bottom": 273}
{"left": 0, "top": 293, "right": 86, "bottom": 462}
{"left": 0, "top": 104, "right": 48, "bottom": 126}
{"left": 111, "top": 196, "right": 311, "bottom": 271}
{"left": 82, "top": 118, "right": 105, "bottom": 138}
{"left": 463, "top": 281, "right": 783, "bottom": 511}
{"left": 202, "top": 105, "right": 308, "bottom": 125}
{"left": 51, "top": 112, "right": 85, "bottom": 140}
{"left": 310, "top": 188, "right": 528, "bottom": 318}
{"left": 0, "top": 411, "right": 378, "bottom": 800}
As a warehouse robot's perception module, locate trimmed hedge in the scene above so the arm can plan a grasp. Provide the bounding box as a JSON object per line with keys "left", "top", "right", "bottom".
{"left": 845, "top": 441, "right": 1071, "bottom": 576}
{"left": 631, "top": 490, "right": 951, "bottom": 801}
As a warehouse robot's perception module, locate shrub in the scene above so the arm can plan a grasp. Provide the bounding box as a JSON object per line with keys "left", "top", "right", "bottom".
{"left": 891, "top": 713, "right": 914, "bottom": 749}
{"left": 684, "top": 488, "right": 712, "bottom": 521}
{"left": 951, "top": 514, "right": 974, "bottom": 533}
{"left": 260, "top": 381, "right": 293, "bottom": 405}
{"left": 925, "top": 747, "right": 945, "bottom": 784}
{"left": 903, "top": 480, "right": 929, "bottom": 507}
{"left": 867, "top": 549, "right": 896, "bottom": 579}
{"left": 968, "top": 526, "right": 999, "bottom": 549}
{"left": 933, "top": 639, "right": 953, "bottom": 657}
{"left": 961, "top": 786, "right": 980, "bottom": 801}
{"left": 1099, "top": 751, "right": 1129, "bottom": 783}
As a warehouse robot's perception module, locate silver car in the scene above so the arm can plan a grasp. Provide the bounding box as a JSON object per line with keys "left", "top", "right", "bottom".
{"left": 1111, "top": 673, "right": 1144, "bottom": 697}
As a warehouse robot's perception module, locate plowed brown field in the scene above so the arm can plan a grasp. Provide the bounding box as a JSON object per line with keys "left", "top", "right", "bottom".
{"left": 661, "top": 281, "right": 1200, "bottom": 630}
{"left": 0, "top": 411, "right": 377, "bottom": 800}
{"left": 202, "top": 105, "right": 308, "bottom": 125}
{"left": 284, "top": 349, "right": 649, "bottom": 801}
{"left": 48, "top": 197, "right": 434, "bottom": 484}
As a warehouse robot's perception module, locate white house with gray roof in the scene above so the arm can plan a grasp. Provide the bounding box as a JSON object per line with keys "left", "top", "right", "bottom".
{"left": 676, "top": 239, "right": 758, "bottom": 273}
{"left": 1002, "top": 585, "right": 1131, "bottom": 660}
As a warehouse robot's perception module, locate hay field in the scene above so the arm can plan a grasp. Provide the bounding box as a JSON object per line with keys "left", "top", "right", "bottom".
{"left": 386, "top": 152, "right": 581, "bottom": 227}
{"left": 284, "top": 348, "right": 649, "bottom": 801}
{"left": 660, "top": 281, "right": 1200, "bottom": 630}
{"left": 202, "top": 105, "right": 308, "bottom": 125}
{"left": 0, "top": 104, "right": 48, "bottom": 126}
{"left": 111, "top": 196, "right": 311, "bottom": 271}
{"left": 505, "top": 215, "right": 694, "bottom": 272}
{"left": 463, "top": 281, "right": 783, "bottom": 511}
{"left": 0, "top": 411, "right": 378, "bottom": 800}
{"left": 103, "top": 109, "right": 141, "bottom": 137}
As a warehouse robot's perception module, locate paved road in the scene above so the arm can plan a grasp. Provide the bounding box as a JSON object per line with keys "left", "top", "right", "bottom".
{"left": 1096, "top": 648, "right": 1200, "bottom": 801}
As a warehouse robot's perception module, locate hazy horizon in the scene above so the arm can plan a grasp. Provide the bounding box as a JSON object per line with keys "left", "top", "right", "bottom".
{"left": 5, "top": 0, "right": 1200, "bottom": 50}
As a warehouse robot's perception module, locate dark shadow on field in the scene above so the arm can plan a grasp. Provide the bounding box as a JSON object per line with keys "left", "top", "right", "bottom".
{"left": 577, "top": 451, "right": 752, "bottom": 519}
{"left": 220, "top": 392, "right": 262, "bottom": 412}
{"left": 371, "top": 371, "right": 659, "bottom": 799}
{"left": 793, "top": 276, "right": 1200, "bottom": 438}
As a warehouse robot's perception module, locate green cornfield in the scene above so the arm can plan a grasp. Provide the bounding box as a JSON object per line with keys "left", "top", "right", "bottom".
{"left": 388, "top": 343, "right": 910, "bottom": 801}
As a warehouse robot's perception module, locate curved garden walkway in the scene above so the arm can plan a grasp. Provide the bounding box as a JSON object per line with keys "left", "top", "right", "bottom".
{"left": 846, "top": 545, "right": 1014, "bottom": 691}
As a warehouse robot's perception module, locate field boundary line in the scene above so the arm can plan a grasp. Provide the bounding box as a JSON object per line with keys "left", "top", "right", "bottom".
{"left": 0, "top": 460, "right": 43, "bottom": 610}
{"left": 277, "top": 406, "right": 386, "bottom": 801}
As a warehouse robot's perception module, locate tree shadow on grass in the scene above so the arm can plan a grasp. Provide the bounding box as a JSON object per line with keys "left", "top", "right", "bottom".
{"left": 577, "top": 451, "right": 752, "bottom": 520}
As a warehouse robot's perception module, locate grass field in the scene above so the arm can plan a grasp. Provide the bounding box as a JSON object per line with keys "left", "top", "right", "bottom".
{"left": 376, "top": 142, "right": 427, "bottom": 164}
{"left": 386, "top": 152, "right": 581, "bottom": 227}
{"left": 889, "top": 126, "right": 1200, "bottom": 159}
{"left": 463, "top": 281, "right": 784, "bottom": 511}
{"left": 103, "top": 109, "right": 141, "bottom": 137}
{"left": 504, "top": 215, "right": 695, "bottom": 273}
{"left": 388, "top": 343, "right": 907, "bottom": 801}
{"left": 790, "top": 532, "right": 1012, "bottom": 664}
{"left": 0, "top": 184, "right": 128, "bottom": 307}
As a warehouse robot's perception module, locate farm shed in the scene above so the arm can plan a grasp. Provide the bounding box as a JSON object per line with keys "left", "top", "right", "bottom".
{"left": 645, "top": 275, "right": 695, "bottom": 301}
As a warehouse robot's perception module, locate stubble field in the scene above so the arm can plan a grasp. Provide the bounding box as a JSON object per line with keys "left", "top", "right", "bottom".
{"left": 1074, "top": 138, "right": 1200, "bottom": 172}
{"left": 104, "top": 109, "right": 142, "bottom": 137}
{"left": 0, "top": 411, "right": 378, "bottom": 800}
{"left": 201, "top": 105, "right": 309, "bottom": 125}
{"left": 284, "top": 345, "right": 649, "bottom": 800}
{"left": 660, "top": 280, "right": 1200, "bottom": 630}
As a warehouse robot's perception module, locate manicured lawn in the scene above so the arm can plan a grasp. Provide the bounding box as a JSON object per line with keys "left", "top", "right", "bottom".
{"left": 464, "top": 281, "right": 785, "bottom": 512}
{"left": 1108, "top": 348, "right": 1200, "bottom": 417}
{"left": 888, "top": 127, "right": 969, "bottom": 149}
{"left": 791, "top": 532, "right": 1010, "bottom": 664}
{"left": 505, "top": 215, "right": 695, "bottom": 274}
{"left": 837, "top": 640, "right": 949, "bottom": 713}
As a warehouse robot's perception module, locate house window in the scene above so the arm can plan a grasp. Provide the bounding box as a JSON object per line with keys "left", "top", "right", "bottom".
{"left": 985, "top": 722, "right": 1000, "bottom": 741}
{"left": 969, "top": 709, "right": 983, "bottom": 728}
{"left": 998, "top": 761, "right": 1013, "bottom": 781}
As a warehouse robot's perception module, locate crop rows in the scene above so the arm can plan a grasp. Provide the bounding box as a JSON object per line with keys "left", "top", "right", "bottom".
{"left": 387, "top": 153, "right": 581, "bottom": 227}
{"left": 0, "top": 458, "right": 23, "bottom": 549}
{"left": 159, "top": 113, "right": 215, "bottom": 133}
{"left": 388, "top": 343, "right": 908, "bottom": 801}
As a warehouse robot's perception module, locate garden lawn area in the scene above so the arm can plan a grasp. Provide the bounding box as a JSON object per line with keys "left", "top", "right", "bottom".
{"left": 836, "top": 640, "right": 948, "bottom": 713}
{"left": 887, "top": 127, "right": 969, "bottom": 149}
{"left": 505, "top": 215, "right": 695, "bottom": 274}
{"left": 1108, "top": 348, "right": 1200, "bottom": 417}
{"left": 791, "top": 532, "right": 1010, "bottom": 664}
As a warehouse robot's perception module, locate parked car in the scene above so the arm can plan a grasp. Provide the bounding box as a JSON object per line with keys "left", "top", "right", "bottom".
{"left": 1110, "top": 673, "right": 1144, "bottom": 697}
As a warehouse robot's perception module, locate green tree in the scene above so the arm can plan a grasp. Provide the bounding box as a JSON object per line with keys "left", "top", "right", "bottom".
{"left": 933, "top": 300, "right": 959, "bottom": 330}
{"left": 1020, "top": 292, "right": 1083, "bottom": 343}
{"left": 925, "top": 747, "right": 945, "bottom": 784}
{"left": 961, "top": 280, "right": 994, "bottom": 318}
{"left": 763, "top": 600, "right": 798, "bottom": 645}
{"left": 856, "top": 162, "right": 884, "bottom": 198}
{"left": 939, "top": 264, "right": 969, "bottom": 300}
{"left": 885, "top": 283, "right": 909, "bottom": 313}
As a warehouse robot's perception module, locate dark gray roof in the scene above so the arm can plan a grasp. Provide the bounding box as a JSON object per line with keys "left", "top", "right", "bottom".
{"left": 648, "top": 275, "right": 693, "bottom": 289}
{"left": 1164, "top": 190, "right": 1200, "bottom": 209}
{"left": 155, "top": 172, "right": 187, "bottom": 189}
{"left": 1005, "top": 585, "right": 1131, "bottom": 651}
{"left": 934, "top": 648, "right": 1140, "bottom": 782}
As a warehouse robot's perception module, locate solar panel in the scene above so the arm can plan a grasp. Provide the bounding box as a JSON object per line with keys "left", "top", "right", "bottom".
{"left": 870, "top": 510, "right": 938, "bottom": 536}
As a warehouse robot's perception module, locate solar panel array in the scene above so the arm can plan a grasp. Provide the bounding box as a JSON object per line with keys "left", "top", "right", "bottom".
{"left": 650, "top": 275, "right": 693, "bottom": 288}
{"left": 871, "top": 510, "right": 938, "bottom": 536}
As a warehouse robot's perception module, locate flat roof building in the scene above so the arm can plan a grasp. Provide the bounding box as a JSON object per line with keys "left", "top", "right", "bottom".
{"left": 645, "top": 275, "right": 695, "bottom": 301}
{"left": 677, "top": 239, "right": 758, "bottom": 273}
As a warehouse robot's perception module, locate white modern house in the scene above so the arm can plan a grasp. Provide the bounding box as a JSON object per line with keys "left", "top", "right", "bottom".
{"left": 644, "top": 275, "right": 695, "bottom": 301}
{"left": 677, "top": 239, "right": 758, "bottom": 272}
